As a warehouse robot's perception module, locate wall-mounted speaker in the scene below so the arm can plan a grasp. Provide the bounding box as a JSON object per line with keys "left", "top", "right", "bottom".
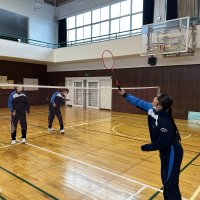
{"left": 148, "top": 56, "right": 157, "bottom": 65}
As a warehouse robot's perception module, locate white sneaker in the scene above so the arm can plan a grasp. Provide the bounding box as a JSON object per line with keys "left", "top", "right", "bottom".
{"left": 60, "top": 129, "right": 65, "bottom": 133}
{"left": 21, "top": 138, "right": 26, "bottom": 144}
{"left": 11, "top": 140, "right": 16, "bottom": 145}
{"left": 48, "top": 128, "right": 53, "bottom": 132}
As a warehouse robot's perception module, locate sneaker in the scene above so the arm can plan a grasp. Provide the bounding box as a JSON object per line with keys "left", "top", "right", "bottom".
{"left": 60, "top": 129, "right": 65, "bottom": 134}
{"left": 21, "top": 138, "right": 26, "bottom": 144}
{"left": 48, "top": 127, "right": 53, "bottom": 132}
{"left": 11, "top": 140, "right": 16, "bottom": 145}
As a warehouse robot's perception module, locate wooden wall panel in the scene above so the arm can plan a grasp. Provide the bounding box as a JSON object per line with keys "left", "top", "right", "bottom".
{"left": 48, "top": 64, "right": 200, "bottom": 119}
{"left": 0, "top": 60, "right": 47, "bottom": 108}
{"left": 0, "top": 60, "right": 47, "bottom": 85}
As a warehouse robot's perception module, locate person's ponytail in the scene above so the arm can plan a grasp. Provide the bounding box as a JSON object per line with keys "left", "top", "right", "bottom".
{"left": 158, "top": 93, "right": 181, "bottom": 141}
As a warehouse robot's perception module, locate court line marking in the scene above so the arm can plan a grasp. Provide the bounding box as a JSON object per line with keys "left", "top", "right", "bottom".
{"left": 62, "top": 182, "right": 99, "bottom": 200}
{"left": 112, "top": 124, "right": 147, "bottom": 140}
{"left": 62, "top": 169, "right": 133, "bottom": 200}
{"left": 0, "top": 194, "right": 6, "bottom": 200}
{"left": 0, "top": 144, "right": 16, "bottom": 149}
{"left": 26, "top": 142, "right": 163, "bottom": 193}
{"left": 0, "top": 166, "right": 59, "bottom": 200}
{"left": 182, "top": 134, "right": 192, "bottom": 140}
{"left": 190, "top": 185, "right": 200, "bottom": 200}
{"left": 149, "top": 152, "right": 200, "bottom": 200}
{"left": 0, "top": 165, "right": 98, "bottom": 200}
{"left": 127, "top": 186, "right": 147, "bottom": 200}
{"left": 113, "top": 123, "right": 192, "bottom": 141}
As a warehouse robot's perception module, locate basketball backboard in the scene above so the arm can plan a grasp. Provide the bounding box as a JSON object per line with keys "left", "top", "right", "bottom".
{"left": 140, "top": 17, "right": 194, "bottom": 56}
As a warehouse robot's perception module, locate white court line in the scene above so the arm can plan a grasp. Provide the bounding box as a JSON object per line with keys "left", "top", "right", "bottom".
{"left": 190, "top": 185, "right": 200, "bottom": 200}
{"left": 63, "top": 182, "right": 98, "bottom": 200}
{"left": 112, "top": 124, "right": 146, "bottom": 140}
{"left": 26, "top": 142, "right": 163, "bottom": 193}
{"left": 0, "top": 144, "right": 13, "bottom": 149}
{"left": 0, "top": 142, "right": 21, "bottom": 149}
{"left": 0, "top": 116, "right": 10, "bottom": 119}
{"left": 127, "top": 186, "right": 147, "bottom": 200}
{"left": 182, "top": 134, "right": 192, "bottom": 140}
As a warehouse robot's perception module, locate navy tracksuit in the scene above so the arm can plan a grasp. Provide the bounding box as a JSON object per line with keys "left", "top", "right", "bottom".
{"left": 48, "top": 92, "right": 65, "bottom": 130}
{"left": 124, "top": 93, "right": 183, "bottom": 200}
{"left": 8, "top": 91, "right": 30, "bottom": 140}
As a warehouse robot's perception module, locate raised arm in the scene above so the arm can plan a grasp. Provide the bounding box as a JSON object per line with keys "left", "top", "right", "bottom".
{"left": 119, "top": 89, "right": 153, "bottom": 112}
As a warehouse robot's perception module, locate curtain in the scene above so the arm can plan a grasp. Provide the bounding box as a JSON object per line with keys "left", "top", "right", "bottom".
{"left": 177, "top": 0, "right": 199, "bottom": 18}
{"left": 167, "top": 0, "right": 178, "bottom": 20}
{"left": 143, "top": 0, "right": 155, "bottom": 25}
{"left": 58, "top": 18, "right": 67, "bottom": 47}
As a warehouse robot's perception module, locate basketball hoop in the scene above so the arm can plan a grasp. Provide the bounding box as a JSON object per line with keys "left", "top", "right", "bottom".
{"left": 159, "top": 44, "right": 165, "bottom": 51}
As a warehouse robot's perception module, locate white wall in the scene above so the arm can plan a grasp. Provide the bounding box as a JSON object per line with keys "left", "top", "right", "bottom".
{"left": 0, "top": 0, "right": 56, "bottom": 44}
{"left": 0, "top": 39, "right": 54, "bottom": 62}
{"left": 53, "top": 35, "right": 141, "bottom": 63}
{"left": 48, "top": 50, "right": 200, "bottom": 72}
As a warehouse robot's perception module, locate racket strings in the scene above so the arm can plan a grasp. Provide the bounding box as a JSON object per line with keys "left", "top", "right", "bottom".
{"left": 102, "top": 50, "right": 115, "bottom": 69}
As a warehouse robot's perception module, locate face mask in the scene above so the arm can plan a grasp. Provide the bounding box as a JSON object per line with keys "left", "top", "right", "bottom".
{"left": 17, "top": 87, "right": 23, "bottom": 93}
{"left": 63, "top": 92, "right": 67, "bottom": 98}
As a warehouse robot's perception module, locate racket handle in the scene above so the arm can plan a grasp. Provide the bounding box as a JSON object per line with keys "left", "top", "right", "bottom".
{"left": 117, "top": 85, "right": 121, "bottom": 91}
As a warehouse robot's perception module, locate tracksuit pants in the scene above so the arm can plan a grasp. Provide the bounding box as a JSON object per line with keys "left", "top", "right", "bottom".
{"left": 48, "top": 105, "right": 63, "bottom": 130}
{"left": 11, "top": 112, "right": 27, "bottom": 140}
{"left": 160, "top": 142, "right": 183, "bottom": 200}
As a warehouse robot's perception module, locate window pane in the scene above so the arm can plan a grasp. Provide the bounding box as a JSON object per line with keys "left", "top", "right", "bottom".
{"left": 68, "top": 29, "right": 75, "bottom": 42}
{"left": 111, "top": 2, "right": 120, "bottom": 18}
{"left": 132, "top": 13, "right": 143, "bottom": 29}
{"left": 101, "top": 6, "right": 109, "bottom": 21}
{"left": 84, "top": 11, "right": 91, "bottom": 25}
{"left": 77, "top": 27, "right": 83, "bottom": 40}
{"left": 121, "top": 0, "right": 131, "bottom": 16}
{"left": 132, "top": 0, "right": 143, "bottom": 13}
{"left": 92, "top": 23, "right": 100, "bottom": 37}
{"left": 120, "top": 16, "right": 130, "bottom": 32}
{"left": 76, "top": 13, "right": 84, "bottom": 27}
{"left": 67, "top": 16, "right": 75, "bottom": 29}
{"left": 92, "top": 9, "right": 100, "bottom": 23}
{"left": 111, "top": 19, "right": 119, "bottom": 34}
{"left": 84, "top": 25, "right": 91, "bottom": 39}
{"left": 101, "top": 21, "right": 109, "bottom": 36}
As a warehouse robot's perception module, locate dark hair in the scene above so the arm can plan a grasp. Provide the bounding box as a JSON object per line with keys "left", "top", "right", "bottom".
{"left": 63, "top": 88, "right": 69, "bottom": 93}
{"left": 158, "top": 93, "right": 181, "bottom": 141}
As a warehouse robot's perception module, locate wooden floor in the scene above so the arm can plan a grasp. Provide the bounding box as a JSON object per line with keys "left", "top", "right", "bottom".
{"left": 0, "top": 106, "right": 199, "bottom": 200}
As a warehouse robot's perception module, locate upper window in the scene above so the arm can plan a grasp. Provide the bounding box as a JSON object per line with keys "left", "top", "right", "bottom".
{"left": 132, "top": 0, "right": 143, "bottom": 13}
{"left": 67, "top": 16, "right": 75, "bottom": 29}
{"left": 66, "top": 0, "right": 143, "bottom": 45}
{"left": 111, "top": 2, "right": 120, "bottom": 18}
{"left": 76, "top": 13, "right": 84, "bottom": 27}
{"left": 121, "top": 0, "right": 131, "bottom": 16}
{"left": 101, "top": 6, "right": 109, "bottom": 21}
{"left": 84, "top": 11, "right": 91, "bottom": 25}
{"left": 92, "top": 9, "right": 100, "bottom": 23}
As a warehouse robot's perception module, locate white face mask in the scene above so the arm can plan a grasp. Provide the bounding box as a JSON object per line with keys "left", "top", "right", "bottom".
{"left": 63, "top": 92, "right": 68, "bottom": 98}
{"left": 17, "top": 86, "right": 23, "bottom": 93}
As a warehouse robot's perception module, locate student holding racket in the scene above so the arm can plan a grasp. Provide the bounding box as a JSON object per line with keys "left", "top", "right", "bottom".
{"left": 119, "top": 89, "right": 183, "bottom": 200}
{"left": 102, "top": 50, "right": 121, "bottom": 91}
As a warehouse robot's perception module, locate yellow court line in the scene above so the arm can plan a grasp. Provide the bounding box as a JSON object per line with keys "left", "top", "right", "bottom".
{"left": 190, "top": 185, "right": 200, "bottom": 200}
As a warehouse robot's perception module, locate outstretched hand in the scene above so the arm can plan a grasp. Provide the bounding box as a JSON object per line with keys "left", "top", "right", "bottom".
{"left": 118, "top": 89, "right": 125, "bottom": 96}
